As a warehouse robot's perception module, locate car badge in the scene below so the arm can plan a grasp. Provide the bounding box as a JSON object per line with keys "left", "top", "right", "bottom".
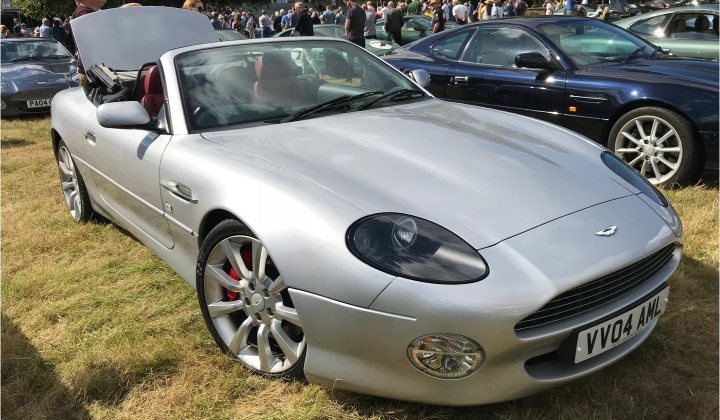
{"left": 595, "top": 226, "right": 617, "bottom": 237}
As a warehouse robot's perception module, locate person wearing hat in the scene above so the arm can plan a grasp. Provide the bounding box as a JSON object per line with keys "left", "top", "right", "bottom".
{"left": 430, "top": 0, "right": 445, "bottom": 33}
{"left": 478, "top": 0, "right": 493, "bottom": 20}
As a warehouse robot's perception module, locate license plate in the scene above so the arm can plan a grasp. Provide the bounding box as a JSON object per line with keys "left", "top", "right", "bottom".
{"left": 26, "top": 98, "right": 52, "bottom": 108}
{"left": 575, "top": 287, "right": 669, "bottom": 363}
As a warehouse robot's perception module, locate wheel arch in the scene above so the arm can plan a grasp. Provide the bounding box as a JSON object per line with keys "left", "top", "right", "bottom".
{"left": 50, "top": 128, "right": 62, "bottom": 159}
{"left": 197, "top": 209, "right": 250, "bottom": 249}
{"left": 604, "top": 99, "right": 702, "bottom": 158}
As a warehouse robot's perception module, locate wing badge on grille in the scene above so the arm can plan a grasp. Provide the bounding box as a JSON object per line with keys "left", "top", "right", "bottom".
{"left": 595, "top": 226, "right": 617, "bottom": 237}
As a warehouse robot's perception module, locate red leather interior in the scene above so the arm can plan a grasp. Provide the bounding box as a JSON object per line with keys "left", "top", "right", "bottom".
{"left": 140, "top": 65, "right": 165, "bottom": 118}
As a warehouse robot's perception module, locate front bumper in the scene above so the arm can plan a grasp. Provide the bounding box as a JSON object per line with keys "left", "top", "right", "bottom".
{"left": 290, "top": 194, "right": 681, "bottom": 405}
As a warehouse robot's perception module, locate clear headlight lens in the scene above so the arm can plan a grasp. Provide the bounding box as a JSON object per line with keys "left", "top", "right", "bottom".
{"left": 346, "top": 213, "right": 488, "bottom": 283}
{"left": 407, "top": 334, "right": 485, "bottom": 379}
{"left": 602, "top": 151, "right": 668, "bottom": 207}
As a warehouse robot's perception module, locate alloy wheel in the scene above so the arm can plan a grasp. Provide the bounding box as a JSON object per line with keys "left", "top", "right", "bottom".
{"left": 203, "top": 235, "right": 305, "bottom": 374}
{"left": 57, "top": 145, "right": 84, "bottom": 221}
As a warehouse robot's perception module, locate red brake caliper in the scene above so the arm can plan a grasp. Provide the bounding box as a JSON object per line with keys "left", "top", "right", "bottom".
{"left": 225, "top": 246, "right": 253, "bottom": 302}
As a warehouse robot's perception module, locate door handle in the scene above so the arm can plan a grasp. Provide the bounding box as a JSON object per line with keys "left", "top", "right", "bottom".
{"left": 84, "top": 131, "right": 96, "bottom": 143}
{"left": 453, "top": 76, "right": 469, "bottom": 84}
{"left": 160, "top": 180, "right": 197, "bottom": 203}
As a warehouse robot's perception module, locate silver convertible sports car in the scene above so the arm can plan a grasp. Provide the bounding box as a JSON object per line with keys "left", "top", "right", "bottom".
{"left": 52, "top": 7, "right": 682, "bottom": 405}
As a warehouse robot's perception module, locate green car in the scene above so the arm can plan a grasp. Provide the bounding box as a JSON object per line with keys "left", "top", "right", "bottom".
{"left": 615, "top": 5, "right": 719, "bottom": 60}
{"left": 375, "top": 15, "right": 457, "bottom": 46}
{"left": 274, "top": 24, "right": 399, "bottom": 56}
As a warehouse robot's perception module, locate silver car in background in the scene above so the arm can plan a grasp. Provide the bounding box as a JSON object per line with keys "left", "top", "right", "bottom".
{"left": 51, "top": 7, "right": 682, "bottom": 405}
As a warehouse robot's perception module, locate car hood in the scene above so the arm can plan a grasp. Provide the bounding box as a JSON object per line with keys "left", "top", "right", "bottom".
{"left": 580, "top": 57, "right": 719, "bottom": 88}
{"left": 1, "top": 60, "right": 76, "bottom": 92}
{"left": 202, "top": 100, "right": 635, "bottom": 249}
{"left": 71, "top": 6, "right": 218, "bottom": 71}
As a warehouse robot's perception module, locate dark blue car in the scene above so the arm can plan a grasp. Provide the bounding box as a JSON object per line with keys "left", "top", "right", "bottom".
{"left": 1, "top": 38, "right": 78, "bottom": 118}
{"left": 383, "top": 17, "right": 719, "bottom": 186}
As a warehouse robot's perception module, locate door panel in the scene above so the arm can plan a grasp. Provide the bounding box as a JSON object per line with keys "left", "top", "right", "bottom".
{"left": 445, "top": 26, "right": 567, "bottom": 125}
{"left": 83, "top": 113, "right": 175, "bottom": 249}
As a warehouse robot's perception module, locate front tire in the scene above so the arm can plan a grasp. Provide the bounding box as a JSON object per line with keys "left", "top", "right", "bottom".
{"left": 609, "top": 107, "right": 702, "bottom": 186}
{"left": 196, "top": 219, "right": 306, "bottom": 379}
{"left": 56, "top": 140, "right": 93, "bottom": 222}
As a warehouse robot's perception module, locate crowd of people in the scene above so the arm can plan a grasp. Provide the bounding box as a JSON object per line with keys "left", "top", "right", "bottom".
{"left": 0, "top": 16, "right": 73, "bottom": 48}
{"left": 178, "top": 0, "right": 533, "bottom": 41}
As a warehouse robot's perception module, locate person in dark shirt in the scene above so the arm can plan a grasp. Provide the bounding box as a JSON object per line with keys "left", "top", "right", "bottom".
{"left": 69, "top": 0, "right": 106, "bottom": 87}
{"left": 383, "top": 1, "right": 404, "bottom": 44}
{"left": 345, "top": 0, "right": 366, "bottom": 47}
{"left": 50, "top": 18, "right": 67, "bottom": 44}
{"left": 430, "top": 0, "right": 445, "bottom": 33}
{"left": 295, "top": 4, "right": 315, "bottom": 36}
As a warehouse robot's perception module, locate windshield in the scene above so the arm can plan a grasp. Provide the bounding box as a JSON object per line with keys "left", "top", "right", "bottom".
{"left": 1, "top": 40, "right": 73, "bottom": 62}
{"left": 538, "top": 19, "right": 656, "bottom": 67}
{"left": 314, "top": 26, "right": 346, "bottom": 38}
{"left": 176, "top": 40, "right": 423, "bottom": 131}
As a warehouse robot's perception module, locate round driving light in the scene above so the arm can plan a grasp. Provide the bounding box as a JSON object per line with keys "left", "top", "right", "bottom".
{"left": 0, "top": 100, "right": 5, "bottom": 110}
{"left": 392, "top": 216, "right": 417, "bottom": 249}
{"left": 407, "top": 334, "right": 484, "bottom": 379}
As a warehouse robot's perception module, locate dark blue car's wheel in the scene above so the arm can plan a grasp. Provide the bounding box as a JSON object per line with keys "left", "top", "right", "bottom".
{"left": 610, "top": 107, "right": 701, "bottom": 187}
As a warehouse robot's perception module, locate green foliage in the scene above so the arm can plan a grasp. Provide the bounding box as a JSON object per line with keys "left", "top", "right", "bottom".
{"left": 14, "top": 0, "right": 265, "bottom": 19}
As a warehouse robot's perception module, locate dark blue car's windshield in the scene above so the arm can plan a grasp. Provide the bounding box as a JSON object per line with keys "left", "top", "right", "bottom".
{"left": 538, "top": 20, "right": 655, "bottom": 67}
{"left": 1, "top": 40, "right": 73, "bottom": 63}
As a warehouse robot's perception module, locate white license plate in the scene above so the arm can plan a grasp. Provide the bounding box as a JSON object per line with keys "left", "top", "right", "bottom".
{"left": 26, "top": 98, "right": 52, "bottom": 108}
{"left": 575, "top": 287, "right": 669, "bottom": 363}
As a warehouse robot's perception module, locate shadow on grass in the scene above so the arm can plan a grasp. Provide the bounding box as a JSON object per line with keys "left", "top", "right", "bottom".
{"left": 0, "top": 138, "right": 35, "bottom": 148}
{"left": 1, "top": 315, "right": 91, "bottom": 420}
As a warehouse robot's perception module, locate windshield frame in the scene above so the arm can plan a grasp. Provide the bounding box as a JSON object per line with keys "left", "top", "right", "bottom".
{"left": 171, "top": 39, "right": 427, "bottom": 133}
{"left": 536, "top": 18, "right": 660, "bottom": 69}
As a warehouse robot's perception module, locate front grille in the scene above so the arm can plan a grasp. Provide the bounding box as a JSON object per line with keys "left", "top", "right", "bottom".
{"left": 11, "top": 88, "right": 60, "bottom": 101}
{"left": 515, "top": 244, "right": 676, "bottom": 332}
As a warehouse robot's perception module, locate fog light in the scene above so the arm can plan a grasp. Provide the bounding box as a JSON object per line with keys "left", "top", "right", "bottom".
{"left": 0, "top": 100, "right": 5, "bottom": 110}
{"left": 407, "top": 334, "right": 484, "bottom": 379}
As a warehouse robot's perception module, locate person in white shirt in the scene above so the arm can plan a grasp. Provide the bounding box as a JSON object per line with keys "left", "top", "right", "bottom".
{"left": 491, "top": 0, "right": 504, "bottom": 18}
{"left": 545, "top": 0, "right": 556, "bottom": 14}
{"left": 452, "top": 0, "right": 468, "bottom": 23}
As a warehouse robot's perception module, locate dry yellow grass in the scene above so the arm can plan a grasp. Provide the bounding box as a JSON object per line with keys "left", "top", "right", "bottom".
{"left": 2, "top": 117, "right": 718, "bottom": 420}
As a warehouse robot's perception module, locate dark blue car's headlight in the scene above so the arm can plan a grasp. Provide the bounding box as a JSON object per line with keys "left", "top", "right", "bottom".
{"left": 602, "top": 151, "right": 668, "bottom": 207}
{"left": 346, "top": 213, "right": 488, "bottom": 283}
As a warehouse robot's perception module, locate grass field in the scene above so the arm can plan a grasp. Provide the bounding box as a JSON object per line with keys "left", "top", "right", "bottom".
{"left": 2, "top": 117, "right": 718, "bottom": 420}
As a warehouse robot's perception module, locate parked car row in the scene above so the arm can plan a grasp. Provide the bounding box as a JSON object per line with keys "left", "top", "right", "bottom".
{"left": 382, "top": 15, "right": 718, "bottom": 186}
{"left": 51, "top": 7, "right": 685, "bottom": 406}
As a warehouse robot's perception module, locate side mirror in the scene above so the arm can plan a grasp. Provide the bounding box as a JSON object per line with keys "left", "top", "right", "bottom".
{"left": 97, "top": 101, "right": 151, "bottom": 128}
{"left": 515, "top": 52, "right": 554, "bottom": 69}
{"left": 408, "top": 69, "right": 431, "bottom": 88}
{"left": 660, "top": 47, "right": 671, "bottom": 55}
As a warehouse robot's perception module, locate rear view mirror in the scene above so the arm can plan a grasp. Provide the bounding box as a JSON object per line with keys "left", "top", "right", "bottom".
{"left": 408, "top": 69, "right": 431, "bottom": 88}
{"left": 97, "top": 101, "right": 151, "bottom": 128}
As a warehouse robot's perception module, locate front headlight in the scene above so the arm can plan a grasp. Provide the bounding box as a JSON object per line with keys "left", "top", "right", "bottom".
{"left": 602, "top": 151, "right": 668, "bottom": 207}
{"left": 346, "top": 213, "right": 488, "bottom": 283}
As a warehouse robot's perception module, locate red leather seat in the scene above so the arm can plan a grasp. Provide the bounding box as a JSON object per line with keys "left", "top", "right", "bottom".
{"left": 140, "top": 65, "right": 164, "bottom": 118}
{"left": 253, "top": 52, "right": 307, "bottom": 107}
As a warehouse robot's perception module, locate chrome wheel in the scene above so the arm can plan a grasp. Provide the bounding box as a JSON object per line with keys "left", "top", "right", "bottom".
{"left": 613, "top": 115, "right": 683, "bottom": 185}
{"left": 202, "top": 234, "right": 305, "bottom": 374}
{"left": 57, "top": 144, "right": 84, "bottom": 221}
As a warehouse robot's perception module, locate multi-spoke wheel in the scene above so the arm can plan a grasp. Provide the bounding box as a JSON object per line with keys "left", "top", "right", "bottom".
{"left": 56, "top": 140, "right": 93, "bottom": 222}
{"left": 197, "top": 220, "right": 305, "bottom": 378}
{"left": 610, "top": 107, "right": 702, "bottom": 187}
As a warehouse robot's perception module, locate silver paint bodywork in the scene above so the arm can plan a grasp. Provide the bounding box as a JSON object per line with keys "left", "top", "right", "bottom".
{"left": 51, "top": 12, "right": 682, "bottom": 404}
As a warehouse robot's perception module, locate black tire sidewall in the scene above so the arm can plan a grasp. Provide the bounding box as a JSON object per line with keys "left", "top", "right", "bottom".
{"left": 608, "top": 107, "right": 701, "bottom": 186}
{"left": 57, "top": 140, "right": 93, "bottom": 222}
{"left": 196, "top": 219, "right": 305, "bottom": 379}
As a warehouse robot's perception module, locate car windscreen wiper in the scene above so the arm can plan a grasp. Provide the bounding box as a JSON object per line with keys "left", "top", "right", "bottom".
{"left": 43, "top": 55, "right": 73, "bottom": 60}
{"left": 623, "top": 46, "right": 647, "bottom": 63}
{"left": 281, "top": 90, "right": 384, "bottom": 123}
{"left": 358, "top": 89, "right": 425, "bottom": 110}
{"left": 9, "top": 56, "right": 42, "bottom": 63}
